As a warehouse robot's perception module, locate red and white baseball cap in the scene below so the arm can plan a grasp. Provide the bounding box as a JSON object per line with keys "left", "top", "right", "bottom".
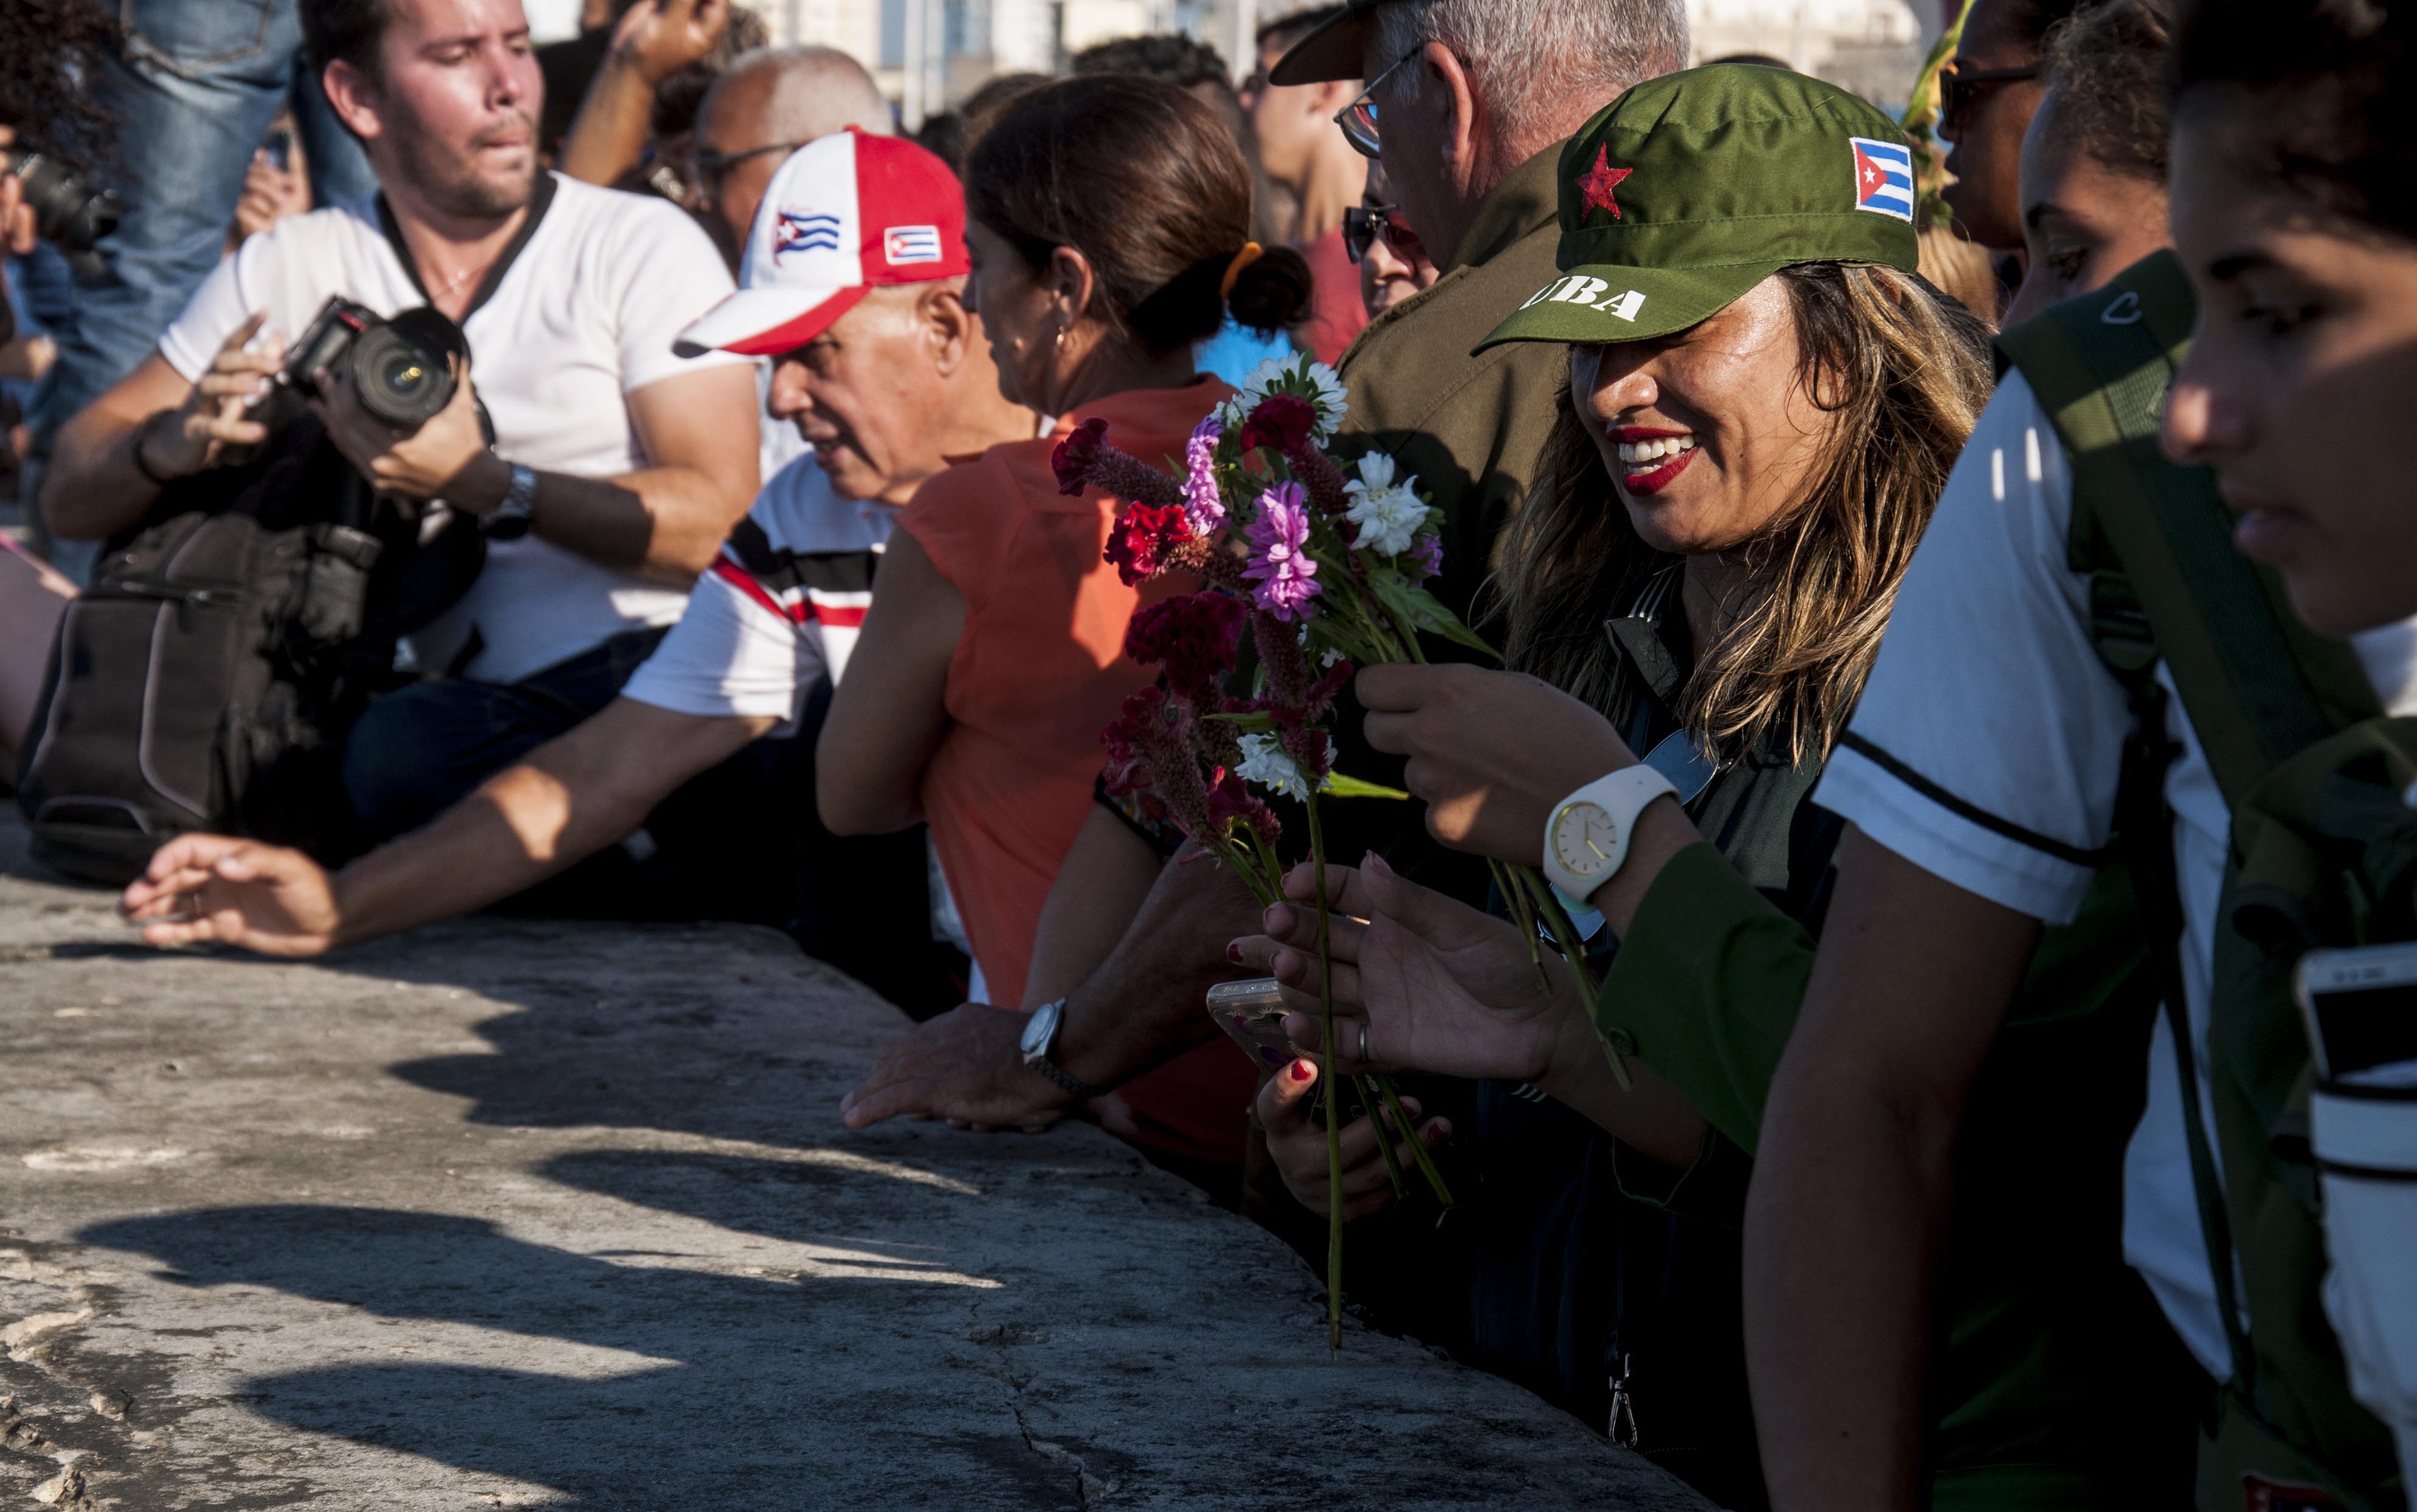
{"left": 675, "top": 128, "right": 970, "bottom": 357}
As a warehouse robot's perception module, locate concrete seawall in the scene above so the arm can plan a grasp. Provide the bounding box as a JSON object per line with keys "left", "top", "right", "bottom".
{"left": 0, "top": 820, "right": 1709, "bottom": 1510}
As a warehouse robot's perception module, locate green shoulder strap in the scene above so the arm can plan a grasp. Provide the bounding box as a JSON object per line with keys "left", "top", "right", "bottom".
{"left": 1996, "top": 249, "right": 2381, "bottom": 810}
{"left": 2001, "top": 252, "right": 2404, "bottom": 1507}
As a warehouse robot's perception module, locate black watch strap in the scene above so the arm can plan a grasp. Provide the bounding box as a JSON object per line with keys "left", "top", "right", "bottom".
{"left": 1027, "top": 1051, "right": 1103, "bottom": 1100}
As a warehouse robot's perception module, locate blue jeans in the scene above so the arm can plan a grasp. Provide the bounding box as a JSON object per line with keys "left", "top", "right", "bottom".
{"left": 343, "top": 629, "right": 672, "bottom": 842}
{"left": 29, "top": 0, "right": 377, "bottom": 448}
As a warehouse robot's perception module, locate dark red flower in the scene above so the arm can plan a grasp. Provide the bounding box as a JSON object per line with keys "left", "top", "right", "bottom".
{"left": 1237, "top": 395, "right": 1317, "bottom": 456}
{"left": 1124, "top": 591, "right": 1246, "bottom": 699}
{"left": 1100, "top": 685, "right": 1170, "bottom": 796}
{"left": 1103, "top": 502, "right": 1196, "bottom": 586}
{"left": 1052, "top": 417, "right": 1110, "bottom": 497}
{"left": 1100, "top": 683, "right": 1217, "bottom": 837}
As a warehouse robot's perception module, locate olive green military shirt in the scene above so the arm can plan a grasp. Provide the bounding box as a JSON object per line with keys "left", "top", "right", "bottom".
{"left": 1334, "top": 142, "right": 1567, "bottom": 631}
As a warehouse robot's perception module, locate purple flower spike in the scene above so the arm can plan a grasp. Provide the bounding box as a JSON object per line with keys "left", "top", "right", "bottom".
{"left": 1408, "top": 530, "right": 1444, "bottom": 582}
{"left": 1243, "top": 482, "right": 1320, "bottom": 622}
{"left": 1182, "top": 415, "right": 1226, "bottom": 535}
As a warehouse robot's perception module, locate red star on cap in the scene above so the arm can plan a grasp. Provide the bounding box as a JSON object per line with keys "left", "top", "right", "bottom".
{"left": 1576, "top": 144, "right": 1634, "bottom": 221}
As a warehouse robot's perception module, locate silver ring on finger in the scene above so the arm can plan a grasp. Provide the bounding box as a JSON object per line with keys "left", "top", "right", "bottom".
{"left": 1356, "top": 1019, "right": 1370, "bottom": 1064}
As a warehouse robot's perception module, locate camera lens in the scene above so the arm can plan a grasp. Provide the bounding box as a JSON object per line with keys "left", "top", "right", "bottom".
{"left": 348, "top": 324, "right": 455, "bottom": 429}
{"left": 7, "top": 151, "right": 123, "bottom": 255}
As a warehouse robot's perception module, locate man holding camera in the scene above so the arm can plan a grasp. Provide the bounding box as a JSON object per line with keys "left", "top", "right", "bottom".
{"left": 119, "top": 132, "right": 1037, "bottom": 1014}
{"left": 41, "top": 0, "right": 760, "bottom": 844}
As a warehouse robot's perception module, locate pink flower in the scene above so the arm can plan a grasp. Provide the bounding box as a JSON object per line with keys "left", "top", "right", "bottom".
{"left": 1104, "top": 502, "right": 1198, "bottom": 587}
{"left": 1124, "top": 591, "right": 1246, "bottom": 701}
{"left": 1182, "top": 415, "right": 1226, "bottom": 534}
{"left": 1242, "top": 483, "right": 1320, "bottom": 622}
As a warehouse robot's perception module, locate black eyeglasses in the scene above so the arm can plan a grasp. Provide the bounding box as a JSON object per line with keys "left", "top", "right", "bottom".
{"left": 1342, "top": 204, "right": 1424, "bottom": 265}
{"left": 1939, "top": 61, "right": 2039, "bottom": 124}
{"left": 688, "top": 140, "right": 809, "bottom": 193}
{"left": 1334, "top": 47, "right": 1421, "bottom": 159}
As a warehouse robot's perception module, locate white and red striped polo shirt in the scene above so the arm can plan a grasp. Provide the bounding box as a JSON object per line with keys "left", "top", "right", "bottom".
{"left": 619, "top": 452, "right": 893, "bottom": 732}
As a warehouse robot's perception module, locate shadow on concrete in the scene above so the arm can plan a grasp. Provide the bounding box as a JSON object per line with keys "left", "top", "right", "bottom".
{"left": 351, "top": 924, "right": 892, "bottom": 1153}
{"left": 531, "top": 1148, "right": 1019, "bottom": 1260}
{"left": 77, "top": 1204, "right": 1080, "bottom": 1509}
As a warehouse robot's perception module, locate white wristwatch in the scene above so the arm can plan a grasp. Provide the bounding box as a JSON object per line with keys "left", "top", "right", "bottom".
{"left": 1541, "top": 765, "right": 1680, "bottom": 905}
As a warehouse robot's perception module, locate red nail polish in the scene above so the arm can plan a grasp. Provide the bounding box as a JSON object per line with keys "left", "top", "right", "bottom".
{"left": 1289, "top": 1059, "right": 1314, "bottom": 1083}
{"left": 1227, "top": 943, "right": 1244, "bottom": 964}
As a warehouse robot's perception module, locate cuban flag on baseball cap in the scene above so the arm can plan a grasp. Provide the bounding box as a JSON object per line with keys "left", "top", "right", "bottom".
{"left": 1849, "top": 136, "right": 1916, "bottom": 223}
{"left": 677, "top": 128, "right": 971, "bottom": 357}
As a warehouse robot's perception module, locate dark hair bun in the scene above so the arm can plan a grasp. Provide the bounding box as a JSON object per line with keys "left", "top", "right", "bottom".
{"left": 967, "top": 75, "right": 1287, "bottom": 356}
{"left": 1225, "top": 245, "right": 1315, "bottom": 337}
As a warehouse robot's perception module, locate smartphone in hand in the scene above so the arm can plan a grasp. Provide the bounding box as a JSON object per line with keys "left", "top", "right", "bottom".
{"left": 1207, "top": 978, "right": 1300, "bottom": 1073}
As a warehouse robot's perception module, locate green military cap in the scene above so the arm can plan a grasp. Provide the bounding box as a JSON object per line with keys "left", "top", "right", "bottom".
{"left": 1478, "top": 64, "right": 1922, "bottom": 351}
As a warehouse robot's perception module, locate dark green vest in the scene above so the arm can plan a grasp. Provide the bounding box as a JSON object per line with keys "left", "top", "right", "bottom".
{"left": 2000, "top": 249, "right": 2407, "bottom": 1512}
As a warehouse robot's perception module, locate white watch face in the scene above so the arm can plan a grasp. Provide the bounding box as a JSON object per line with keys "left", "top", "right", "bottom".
{"left": 1019, "top": 1002, "right": 1056, "bottom": 1059}
{"left": 1553, "top": 802, "right": 1620, "bottom": 880}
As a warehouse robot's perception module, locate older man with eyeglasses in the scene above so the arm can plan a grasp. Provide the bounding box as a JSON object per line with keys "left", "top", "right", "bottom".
{"left": 678, "top": 46, "right": 892, "bottom": 487}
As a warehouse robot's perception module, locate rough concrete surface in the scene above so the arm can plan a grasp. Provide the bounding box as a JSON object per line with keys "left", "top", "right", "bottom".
{"left": 0, "top": 818, "right": 1713, "bottom": 1511}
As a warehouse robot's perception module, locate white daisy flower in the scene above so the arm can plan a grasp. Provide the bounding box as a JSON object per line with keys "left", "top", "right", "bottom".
{"left": 1343, "top": 453, "right": 1427, "bottom": 557}
{"left": 1297, "top": 360, "right": 1349, "bottom": 442}
{"left": 1236, "top": 732, "right": 1317, "bottom": 800}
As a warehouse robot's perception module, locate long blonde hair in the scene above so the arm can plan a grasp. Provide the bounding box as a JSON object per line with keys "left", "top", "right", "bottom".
{"left": 1497, "top": 262, "right": 1995, "bottom": 765}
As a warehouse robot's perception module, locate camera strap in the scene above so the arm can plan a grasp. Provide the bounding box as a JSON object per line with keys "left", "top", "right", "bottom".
{"left": 374, "top": 169, "right": 558, "bottom": 324}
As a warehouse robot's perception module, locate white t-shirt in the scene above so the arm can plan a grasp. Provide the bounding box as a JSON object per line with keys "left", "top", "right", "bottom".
{"left": 159, "top": 173, "right": 748, "bottom": 685}
{"left": 1815, "top": 369, "right": 2417, "bottom": 1381}
{"left": 618, "top": 452, "right": 892, "bottom": 731}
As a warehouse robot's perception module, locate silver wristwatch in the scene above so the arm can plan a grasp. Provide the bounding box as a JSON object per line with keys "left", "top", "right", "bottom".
{"left": 481, "top": 462, "right": 537, "bottom": 540}
{"left": 1019, "top": 998, "right": 1102, "bottom": 1098}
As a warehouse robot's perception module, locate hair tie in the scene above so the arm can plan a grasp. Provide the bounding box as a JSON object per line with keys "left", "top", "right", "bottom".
{"left": 1219, "top": 242, "right": 1265, "bottom": 300}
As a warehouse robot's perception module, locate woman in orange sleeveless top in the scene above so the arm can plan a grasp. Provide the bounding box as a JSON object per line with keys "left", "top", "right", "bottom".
{"left": 819, "top": 75, "right": 1313, "bottom": 1174}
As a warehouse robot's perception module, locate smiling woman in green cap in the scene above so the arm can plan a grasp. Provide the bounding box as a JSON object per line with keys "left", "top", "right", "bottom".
{"left": 1235, "top": 63, "right": 2199, "bottom": 1508}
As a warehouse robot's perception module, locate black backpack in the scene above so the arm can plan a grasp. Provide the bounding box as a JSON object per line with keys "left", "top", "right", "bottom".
{"left": 15, "top": 421, "right": 483, "bottom": 885}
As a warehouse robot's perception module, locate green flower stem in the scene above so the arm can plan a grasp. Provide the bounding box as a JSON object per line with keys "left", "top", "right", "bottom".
{"left": 1307, "top": 791, "right": 1343, "bottom": 1353}
{"left": 1358, "top": 1074, "right": 1409, "bottom": 1198}
{"left": 1374, "top": 1071, "right": 1456, "bottom": 1212}
{"left": 1210, "top": 839, "right": 1281, "bottom": 910}
{"left": 1491, "top": 858, "right": 1552, "bottom": 991}
{"left": 1514, "top": 864, "right": 1632, "bottom": 1094}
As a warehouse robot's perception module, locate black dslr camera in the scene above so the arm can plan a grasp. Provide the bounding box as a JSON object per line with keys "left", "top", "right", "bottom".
{"left": 280, "top": 296, "right": 469, "bottom": 430}
{"left": 3, "top": 148, "right": 124, "bottom": 275}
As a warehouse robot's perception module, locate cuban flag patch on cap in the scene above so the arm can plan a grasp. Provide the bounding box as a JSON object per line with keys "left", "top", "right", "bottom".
{"left": 1849, "top": 137, "right": 1915, "bottom": 222}
{"left": 884, "top": 225, "right": 943, "bottom": 266}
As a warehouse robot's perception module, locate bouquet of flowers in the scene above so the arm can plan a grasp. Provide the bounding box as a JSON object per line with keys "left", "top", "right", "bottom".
{"left": 1056, "top": 355, "right": 1615, "bottom": 1349}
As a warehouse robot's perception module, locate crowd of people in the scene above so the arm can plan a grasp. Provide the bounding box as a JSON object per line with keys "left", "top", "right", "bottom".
{"left": 3, "top": 0, "right": 2414, "bottom": 1507}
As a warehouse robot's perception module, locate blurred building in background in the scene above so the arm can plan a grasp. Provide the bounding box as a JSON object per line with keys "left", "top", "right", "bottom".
{"left": 530, "top": 0, "right": 1942, "bottom": 128}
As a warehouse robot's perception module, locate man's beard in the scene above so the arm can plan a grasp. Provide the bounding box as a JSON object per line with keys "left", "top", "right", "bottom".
{"left": 393, "top": 111, "right": 538, "bottom": 221}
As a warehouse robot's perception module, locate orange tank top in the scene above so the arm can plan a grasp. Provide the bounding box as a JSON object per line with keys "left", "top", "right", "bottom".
{"left": 899, "top": 378, "right": 1231, "bottom": 1014}
{"left": 900, "top": 378, "right": 1263, "bottom": 1167}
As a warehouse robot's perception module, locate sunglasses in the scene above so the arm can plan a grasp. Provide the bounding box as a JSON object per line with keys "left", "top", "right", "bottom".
{"left": 1334, "top": 47, "right": 1422, "bottom": 159}
{"left": 688, "top": 139, "right": 810, "bottom": 193}
{"left": 1342, "top": 204, "right": 1424, "bottom": 265}
{"left": 1938, "top": 61, "right": 2039, "bottom": 124}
